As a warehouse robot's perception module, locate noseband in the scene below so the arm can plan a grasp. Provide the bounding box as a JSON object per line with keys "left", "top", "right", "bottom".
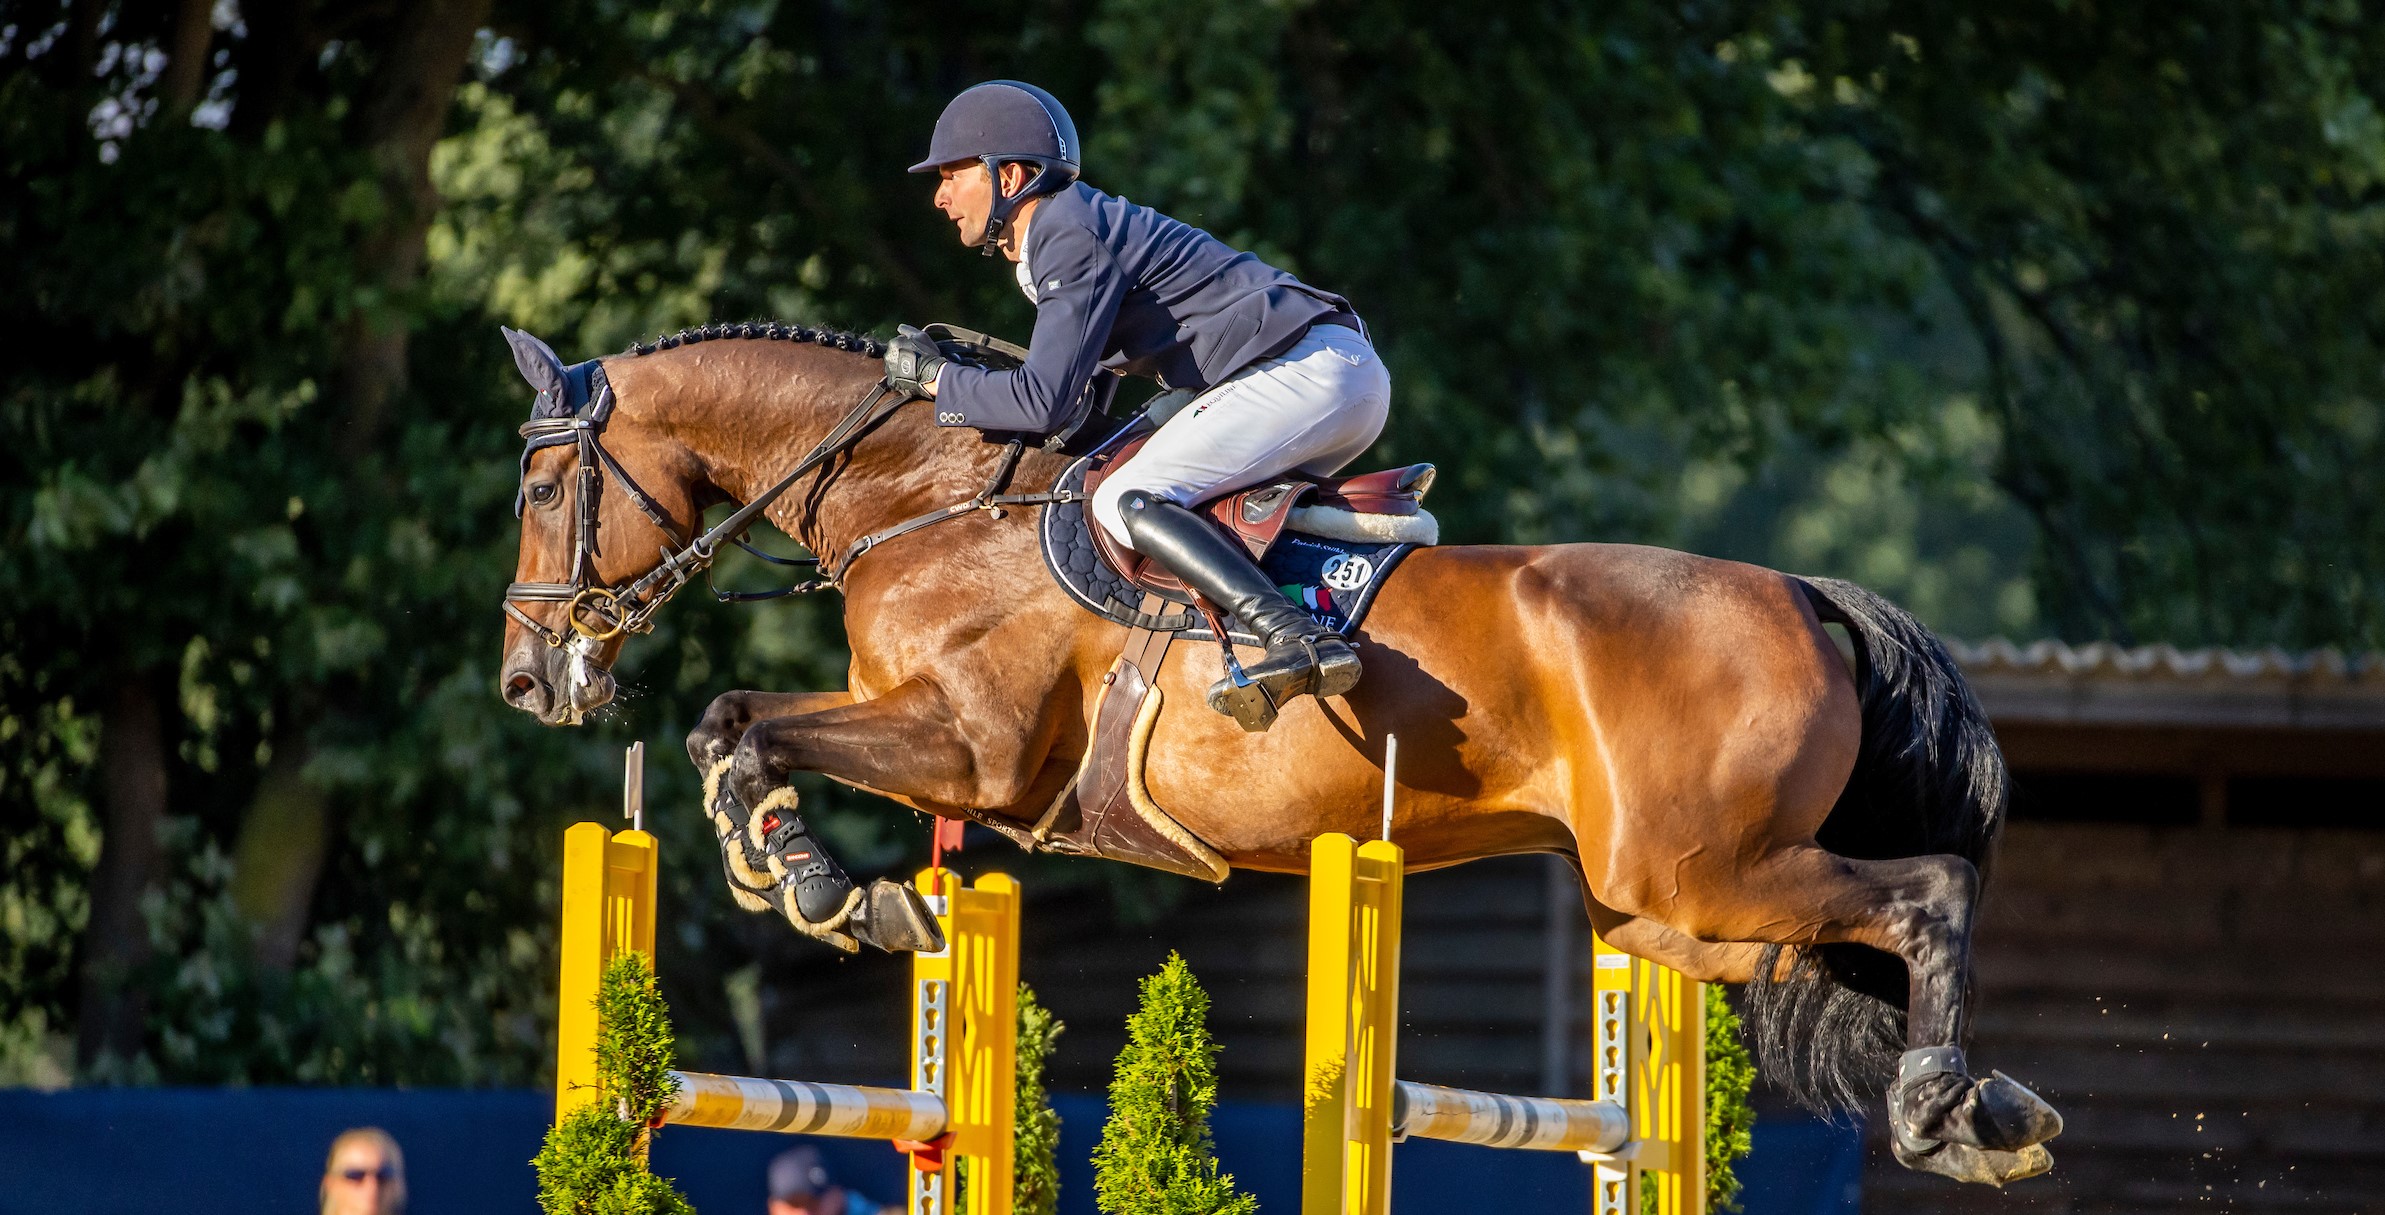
{"left": 502, "top": 360, "right": 910, "bottom": 649}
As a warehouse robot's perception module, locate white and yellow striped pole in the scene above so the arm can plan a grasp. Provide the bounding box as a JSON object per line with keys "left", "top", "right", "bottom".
{"left": 1391, "top": 1080, "right": 1629, "bottom": 1153}
{"left": 664, "top": 1073, "right": 947, "bottom": 1139}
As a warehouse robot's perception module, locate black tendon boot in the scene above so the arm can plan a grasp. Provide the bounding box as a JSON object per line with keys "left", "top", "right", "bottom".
{"left": 701, "top": 757, "right": 777, "bottom": 914}
{"left": 1119, "top": 492, "right": 1362, "bottom": 731}
{"left": 743, "top": 785, "right": 944, "bottom": 955}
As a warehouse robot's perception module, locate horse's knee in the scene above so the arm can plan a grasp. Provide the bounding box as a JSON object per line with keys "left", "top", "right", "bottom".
{"left": 688, "top": 691, "right": 760, "bottom": 767}
{"left": 725, "top": 715, "right": 791, "bottom": 799}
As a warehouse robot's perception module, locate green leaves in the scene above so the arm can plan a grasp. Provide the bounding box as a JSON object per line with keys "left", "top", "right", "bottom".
{"left": 1703, "top": 984, "right": 1758, "bottom": 1215}
{"left": 534, "top": 953, "right": 693, "bottom": 1215}
{"left": 1015, "top": 983, "right": 1067, "bottom": 1215}
{"left": 1092, "top": 953, "right": 1256, "bottom": 1215}
{"left": 8, "top": 0, "right": 2383, "bottom": 1101}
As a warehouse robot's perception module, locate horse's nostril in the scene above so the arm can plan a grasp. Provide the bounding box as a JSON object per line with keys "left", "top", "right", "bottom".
{"left": 504, "top": 670, "right": 541, "bottom": 705}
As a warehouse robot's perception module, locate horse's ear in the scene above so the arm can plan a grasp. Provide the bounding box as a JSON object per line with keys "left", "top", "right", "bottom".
{"left": 501, "top": 326, "right": 566, "bottom": 397}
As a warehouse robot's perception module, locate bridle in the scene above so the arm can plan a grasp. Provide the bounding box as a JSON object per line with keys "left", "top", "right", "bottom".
{"left": 501, "top": 360, "right": 909, "bottom": 650}
{"left": 501, "top": 328, "right": 1081, "bottom": 651}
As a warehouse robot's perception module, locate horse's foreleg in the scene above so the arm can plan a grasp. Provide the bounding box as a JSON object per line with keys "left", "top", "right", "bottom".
{"left": 681, "top": 690, "right": 859, "bottom": 924}
{"left": 686, "top": 689, "right": 854, "bottom": 768}
{"left": 720, "top": 679, "right": 1010, "bottom": 955}
{"left": 725, "top": 679, "right": 996, "bottom": 805}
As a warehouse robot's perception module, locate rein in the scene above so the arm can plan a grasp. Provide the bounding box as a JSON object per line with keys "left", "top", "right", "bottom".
{"left": 502, "top": 339, "right": 1080, "bottom": 649}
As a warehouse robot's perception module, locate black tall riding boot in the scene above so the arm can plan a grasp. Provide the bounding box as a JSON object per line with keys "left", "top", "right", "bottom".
{"left": 1119, "top": 492, "right": 1362, "bottom": 730}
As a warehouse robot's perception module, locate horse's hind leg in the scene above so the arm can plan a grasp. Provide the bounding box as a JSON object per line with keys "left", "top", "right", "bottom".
{"left": 1583, "top": 893, "right": 1769, "bottom": 983}
{"left": 1626, "top": 842, "right": 2060, "bottom": 1185}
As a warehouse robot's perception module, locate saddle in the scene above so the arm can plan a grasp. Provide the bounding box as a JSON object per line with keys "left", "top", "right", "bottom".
{"left": 1003, "top": 416, "right": 1441, "bottom": 883}
{"left": 1081, "top": 432, "right": 1439, "bottom": 602}
{"left": 1040, "top": 420, "right": 1440, "bottom": 639}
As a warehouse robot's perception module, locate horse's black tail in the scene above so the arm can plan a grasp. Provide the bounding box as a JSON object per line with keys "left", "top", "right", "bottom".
{"left": 1744, "top": 576, "right": 2010, "bottom": 1118}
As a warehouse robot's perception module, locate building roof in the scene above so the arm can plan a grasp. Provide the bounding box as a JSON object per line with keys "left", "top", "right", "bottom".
{"left": 1949, "top": 638, "right": 2385, "bottom": 730}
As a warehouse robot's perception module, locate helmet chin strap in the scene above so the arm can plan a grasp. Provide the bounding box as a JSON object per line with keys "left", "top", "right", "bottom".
{"left": 976, "top": 156, "right": 1042, "bottom": 256}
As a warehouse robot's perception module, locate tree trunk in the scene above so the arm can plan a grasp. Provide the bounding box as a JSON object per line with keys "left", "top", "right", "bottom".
{"left": 221, "top": 0, "right": 493, "bottom": 961}
{"left": 75, "top": 674, "right": 172, "bottom": 1072}
{"left": 159, "top": 0, "right": 219, "bottom": 112}
{"left": 334, "top": 0, "right": 494, "bottom": 457}
{"left": 50, "top": 0, "right": 106, "bottom": 88}
{"left": 228, "top": 729, "right": 331, "bottom": 972}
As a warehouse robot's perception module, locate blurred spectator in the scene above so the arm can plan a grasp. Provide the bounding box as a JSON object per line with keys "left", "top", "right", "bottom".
{"left": 768, "top": 1145, "right": 883, "bottom": 1215}
{"left": 320, "top": 1127, "right": 406, "bottom": 1215}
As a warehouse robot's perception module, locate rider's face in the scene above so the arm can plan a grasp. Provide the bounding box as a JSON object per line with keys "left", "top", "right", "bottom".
{"left": 934, "top": 162, "right": 994, "bottom": 247}
{"left": 932, "top": 162, "right": 1032, "bottom": 250}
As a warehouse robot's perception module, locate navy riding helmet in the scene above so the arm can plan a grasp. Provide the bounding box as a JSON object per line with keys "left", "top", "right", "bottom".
{"left": 908, "top": 81, "right": 1081, "bottom": 252}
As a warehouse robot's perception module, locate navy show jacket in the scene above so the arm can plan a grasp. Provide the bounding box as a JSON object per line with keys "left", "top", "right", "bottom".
{"left": 934, "top": 182, "right": 1355, "bottom": 435}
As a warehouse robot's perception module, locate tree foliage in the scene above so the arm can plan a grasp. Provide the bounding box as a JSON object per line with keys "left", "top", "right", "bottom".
{"left": 533, "top": 952, "right": 694, "bottom": 1215}
{"left": 1092, "top": 953, "right": 1255, "bottom": 1215}
{"left": 1702, "top": 984, "right": 1758, "bottom": 1214}
{"left": 1015, "top": 982, "right": 1067, "bottom": 1215}
{"left": 3, "top": 0, "right": 2380, "bottom": 1088}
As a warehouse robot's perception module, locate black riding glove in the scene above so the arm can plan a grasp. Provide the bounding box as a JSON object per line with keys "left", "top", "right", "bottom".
{"left": 884, "top": 325, "right": 947, "bottom": 400}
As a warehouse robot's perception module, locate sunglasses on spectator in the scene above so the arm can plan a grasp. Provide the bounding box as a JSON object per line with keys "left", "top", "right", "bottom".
{"left": 339, "top": 1166, "right": 396, "bottom": 1183}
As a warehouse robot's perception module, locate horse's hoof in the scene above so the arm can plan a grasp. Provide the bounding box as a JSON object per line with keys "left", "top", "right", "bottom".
{"left": 850, "top": 879, "right": 947, "bottom": 954}
{"left": 1973, "top": 1070, "right": 2066, "bottom": 1148}
{"left": 774, "top": 884, "right": 862, "bottom": 954}
{"left": 1898, "top": 1067, "right": 2065, "bottom": 1151}
{"left": 1892, "top": 1136, "right": 2054, "bottom": 1187}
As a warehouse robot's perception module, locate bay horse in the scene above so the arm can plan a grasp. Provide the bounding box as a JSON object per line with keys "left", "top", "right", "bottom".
{"left": 496, "top": 322, "right": 2062, "bottom": 1186}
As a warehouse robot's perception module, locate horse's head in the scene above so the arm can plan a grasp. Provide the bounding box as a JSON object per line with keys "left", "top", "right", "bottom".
{"left": 496, "top": 327, "right": 704, "bottom": 725}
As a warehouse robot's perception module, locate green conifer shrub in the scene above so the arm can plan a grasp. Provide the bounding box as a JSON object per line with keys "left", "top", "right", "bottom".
{"left": 1091, "top": 953, "right": 1256, "bottom": 1215}
{"left": 1700, "top": 983, "right": 1757, "bottom": 1214}
{"left": 1014, "top": 983, "right": 1067, "bottom": 1215}
{"left": 533, "top": 953, "right": 695, "bottom": 1215}
{"left": 957, "top": 980, "right": 1067, "bottom": 1215}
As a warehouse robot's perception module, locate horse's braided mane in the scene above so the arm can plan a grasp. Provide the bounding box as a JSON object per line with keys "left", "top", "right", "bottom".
{"left": 623, "top": 320, "right": 886, "bottom": 359}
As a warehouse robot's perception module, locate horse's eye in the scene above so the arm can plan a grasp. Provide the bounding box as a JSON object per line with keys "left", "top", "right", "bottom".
{"left": 528, "top": 482, "right": 558, "bottom": 506}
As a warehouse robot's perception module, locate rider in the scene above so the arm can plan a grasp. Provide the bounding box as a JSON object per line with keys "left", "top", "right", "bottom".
{"left": 883, "top": 81, "right": 1391, "bottom": 723}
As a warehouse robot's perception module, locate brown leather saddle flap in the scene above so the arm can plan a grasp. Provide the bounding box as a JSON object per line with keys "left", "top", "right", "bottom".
{"left": 1083, "top": 432, "right": 1435, "bottom": 599}
{"left": 1029, "top": 619, "right": 1230, "bottom": 883}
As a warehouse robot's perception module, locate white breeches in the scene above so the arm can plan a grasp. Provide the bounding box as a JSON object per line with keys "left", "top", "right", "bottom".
{"left": 1091, "top": 324, "right": 1392, "bottom": 548}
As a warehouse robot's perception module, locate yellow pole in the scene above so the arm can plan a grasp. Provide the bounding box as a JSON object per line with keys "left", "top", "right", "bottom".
{"left": 555, "top": 821, "right": 658, "bottom": 1122}
{"left": 1588, "top": 934, "right": 1707, "bottom": 1215}
{"left": 1301, "top": 833, "right": 1403, "bottom": 1215}
{"left": 555, "top": 826, "right": 1018, "bottom": 1215}
{"left": 1301, "top": 837, "right": 1709, "bottom": 1215}
{"left": 1589, "top": 932, "right": 1635, "bottom": 1215}
{"left": 911, "top": 867, "right": 1020, "bottom": 1215}
{"left": 1641, "top": 951, "right": 1706, "bottom": 1215}
{"left": 1302, "top": 833, "right": 1357, "bottom": 1215}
